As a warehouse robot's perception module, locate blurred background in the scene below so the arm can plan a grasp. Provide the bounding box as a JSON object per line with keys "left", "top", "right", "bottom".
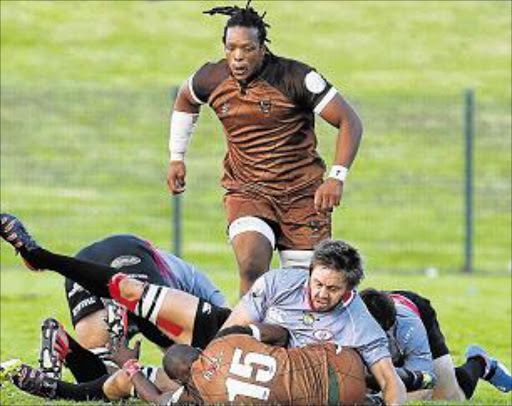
{"left": 0, "top": 2, "right": 510, "bottom": 404}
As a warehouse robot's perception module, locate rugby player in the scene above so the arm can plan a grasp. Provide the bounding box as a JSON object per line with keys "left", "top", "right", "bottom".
{"left": 108, "top": 325, "right": 368, "bottom": 405}
{"left": 221, "top": 239, "right": 407, "bottom": 405}
{"left": 167, "top": 1, "right": 363, "bottom": 295}
{"left": 0, "top": 214, "right": 231, "bottom": 401}
{"left": 360, "top": 288, "right": 512, "bottom": 401}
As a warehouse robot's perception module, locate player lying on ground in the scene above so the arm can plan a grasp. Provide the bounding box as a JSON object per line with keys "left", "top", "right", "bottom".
{"left": 0, "top": 214, "right": 234, "bottom": 400}
{"left": 221, "top": 239, "right": 407, "bottom": 405}
{"left": 107, "top": 325, "right": 368, "bottom": 406}
{"left": 360, "top": 288, "right": 512, "bottom": 401}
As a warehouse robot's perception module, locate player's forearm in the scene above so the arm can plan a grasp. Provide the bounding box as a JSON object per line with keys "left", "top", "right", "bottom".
{"left": 130, "top": 372, "right": 162, "bottom": 403}
{"left": 333, "top": 107, "right": 362, "bottom": 169}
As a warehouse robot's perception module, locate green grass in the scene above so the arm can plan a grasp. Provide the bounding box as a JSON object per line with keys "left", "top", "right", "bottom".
{"left": 1, "top": 1, "right": 511, "bottom": 405}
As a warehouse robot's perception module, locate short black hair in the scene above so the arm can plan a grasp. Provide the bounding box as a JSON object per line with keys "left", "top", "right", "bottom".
{"left": 310, "top": 240, "right": 364, "bottom": 289}
{"left": 360, "top": 288, "right": 397, "bottom": 331}
{"left": 204, "top": 0, "right": 271, "bottom": 45}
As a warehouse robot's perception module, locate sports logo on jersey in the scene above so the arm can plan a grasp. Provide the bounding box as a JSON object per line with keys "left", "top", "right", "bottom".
{"left": 259, "top": 100, "right": 272, "bottom": 114}
{"left": 219, "top": 102, "right": 230, "bottom": 117}
{"left": 301, "top": 312, "right": 317, "bottom": 326}
{"left": 67, "top": 282, "right": 85, "bottom": 298}
{"left": 202, "top": 350, "right": 223, "bottom": 381}
{"left": 267, "top": 307, "right": 286, "bottom": 324}
{"left": 202, "top": 302, "right": 212, "bottom": 315}
{"left": 305, "top": 71, "right": 327, "bottom": 94}
{"left": 110, "top": 255, "right": 141, "bottom": 269}
{"left": 313, "top": 329, "right": 334, "bottom": 342}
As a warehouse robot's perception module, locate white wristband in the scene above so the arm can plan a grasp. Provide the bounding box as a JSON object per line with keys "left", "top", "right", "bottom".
{"left": 248, "top": 324, "right": 262, "bottom": 341}
{"left": 168, "top": 111, "right": 199, "bottom": 162}
{"left": 328, "top": 165, "right": 349, "bottom": 183}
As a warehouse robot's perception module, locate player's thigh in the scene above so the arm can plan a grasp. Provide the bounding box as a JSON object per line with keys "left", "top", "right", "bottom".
{"left": 65, "top": 278, "right": 107, "bottom": 348}
{"left": 407, "top": 389, "right": 433, "bottom": 401}
{"left": 103, "top": 370, "right": 131, "bottom": 401}
{"left": 432, "top": 354, "right": 466, "bottom": 401}
{"left": 74, "top": 309, "right": 110, "bottom": 349}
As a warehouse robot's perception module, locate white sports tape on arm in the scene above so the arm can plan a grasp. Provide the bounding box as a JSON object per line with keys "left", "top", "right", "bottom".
{"left": 169, "top": 111, "right": 199, "bottom": 161}
{"left": 328, "top": 165, "right": 349, "bottom": 183}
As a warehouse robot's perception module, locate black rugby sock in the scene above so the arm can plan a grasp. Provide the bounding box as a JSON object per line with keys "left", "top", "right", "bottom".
{"left": 455, "top": 358, "right": 484, "bottom": 400}
{"left": 21, "top": 247, "right": 116, "bottom": 297}
{"left": 65, "top": 334, "right": 108, "bottom": 383}
{"left": 54, "top": 373, "right": 110, "bottom": 401}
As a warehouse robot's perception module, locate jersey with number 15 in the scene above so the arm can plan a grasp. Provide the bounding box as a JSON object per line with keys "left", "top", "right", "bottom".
{"left": 187, "top": 334, "right": 366, "bottom": 405}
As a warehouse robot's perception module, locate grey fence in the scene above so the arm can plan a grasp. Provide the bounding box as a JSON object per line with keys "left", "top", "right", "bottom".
{"left": 1, "top": 86, "right": 510, "bottom": 275}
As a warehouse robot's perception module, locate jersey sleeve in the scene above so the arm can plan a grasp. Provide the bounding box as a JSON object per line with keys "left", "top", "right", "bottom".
{"left": 189, "top": 60, "right": 230, "bottom": 105}
{"left": 286, "top": 60, "right": 338, "bottom": 115}
{"left": 238, "top": 269, "right": 280, "bottom": 321}
{"left": 346, "top": 296, "right": 391, "bottom": 367}
{"left": 395, "top": 314, "right": 434, "bottom": 375}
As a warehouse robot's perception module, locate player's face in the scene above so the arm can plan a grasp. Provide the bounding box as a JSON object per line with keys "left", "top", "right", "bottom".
{"left": 309, "top": 266, "right": 349, "bottom": 312}
{"left": 224, "top": 26, "right": 266, "bottom": 82}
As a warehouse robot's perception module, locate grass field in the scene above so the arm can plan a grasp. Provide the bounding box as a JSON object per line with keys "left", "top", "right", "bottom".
{"left": 1, "top": 1, "right": 511, "bottom": 405}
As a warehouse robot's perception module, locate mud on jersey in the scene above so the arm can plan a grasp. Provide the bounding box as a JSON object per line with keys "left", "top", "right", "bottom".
{"left": 189, "top": 54, "right": 338, "bottom": 194}
{"left": 189, "top": 334, "right": 366, "bottom": 405}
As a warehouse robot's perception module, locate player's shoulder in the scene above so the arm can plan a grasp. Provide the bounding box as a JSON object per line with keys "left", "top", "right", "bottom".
{"left": 265, "top": 267, "right": 308, "bottom": 287}
{"left": 190, "top": 59, "right": 230, "bottom": 103}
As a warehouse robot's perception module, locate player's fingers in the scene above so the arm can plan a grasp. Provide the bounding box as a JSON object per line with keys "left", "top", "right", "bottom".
{"left": 314, "top": 190, "right": 323, "bottom": 212}
{"left": 133, "top": 340, "right": 142, "bottom": 359}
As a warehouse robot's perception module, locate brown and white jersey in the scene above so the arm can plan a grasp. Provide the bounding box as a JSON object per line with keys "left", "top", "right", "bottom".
{"left": 188, "top": 334, "right": 365, "bottom": 405}
{"left": 189, "top": 54, "right": 338, "bottom": 194}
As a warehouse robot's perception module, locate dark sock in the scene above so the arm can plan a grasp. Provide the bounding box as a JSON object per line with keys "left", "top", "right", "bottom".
{"left": 65, "top": 334, "right": 108, "bottom": 383}
{"left": 455, "top": 358, "right": 484, "bottom": 400}
{"left": 55, "top": 374, "right": 110, "bottom": 401}
{"left": 21, "top": 247, "right": 116, "bottom": 297}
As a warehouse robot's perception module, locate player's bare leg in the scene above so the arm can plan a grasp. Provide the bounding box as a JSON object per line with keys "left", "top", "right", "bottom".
{"left": 109, "top": 274, "right": 199, "bottom": 344}
{"left": 231, "top": 231, "right": 273, "bottom": 296}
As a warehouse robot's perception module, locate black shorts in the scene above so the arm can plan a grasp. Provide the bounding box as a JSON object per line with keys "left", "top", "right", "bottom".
{"left": 66, "top": 234, "right": 230, "bottom": 349}
{"left": 65, "top": 234, "right": 175, "bottom": 348}
{"left": 392, "top": 290, "right": 450, "bottom": 359}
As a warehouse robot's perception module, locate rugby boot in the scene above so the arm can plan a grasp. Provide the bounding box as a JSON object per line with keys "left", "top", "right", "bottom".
{"left": 0, "top": 359, "right": 23, "bottom": 387}
{"left": 0, "top": 213, "right": 41, "bottom": 270}
{"left": 466, "top": 344, "right": 512, "bottom": 393}
{"left": 105, "top": 300, "right": 128, "bottom": 349}
{"left": 10, "top": 364, "right": 58, "bottom": 399}
{"left": 38, "top": 318, "right": 69, "bottom": 379}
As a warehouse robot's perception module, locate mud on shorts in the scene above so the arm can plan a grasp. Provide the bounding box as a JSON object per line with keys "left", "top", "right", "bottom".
{"left": 224, "top": 184, "right": 331, "bottom": 250}
{"left": 393, "top": 290, "right": 450, "bottom": 359}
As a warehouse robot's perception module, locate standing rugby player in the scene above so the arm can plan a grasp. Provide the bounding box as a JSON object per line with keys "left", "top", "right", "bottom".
{"left": 167, "top": 2, "right": 363, "bottom": 295}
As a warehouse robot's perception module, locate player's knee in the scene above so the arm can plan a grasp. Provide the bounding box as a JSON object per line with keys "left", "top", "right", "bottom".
{"left": 103, "top": 370, "right": 132, "bottom": 401}
{"left": 119, "top": 277, "right": 145, "bottom": 301}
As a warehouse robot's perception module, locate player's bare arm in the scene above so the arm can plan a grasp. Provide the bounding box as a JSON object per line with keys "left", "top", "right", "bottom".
{"left": 216, "top": 323, "right": 290, "bottom": 347}
{"left": 314, "top": 93, "right": 362, "bottom": 213}
{"left": 370, "top": 357, "right": 407, "bottom": 406}
{"left": 167, "top": 81, "right": 201, "bottom": 195}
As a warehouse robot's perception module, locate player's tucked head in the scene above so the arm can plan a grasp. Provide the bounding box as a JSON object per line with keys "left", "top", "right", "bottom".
{"left": 162, "top": 344, "right": 200, "bottom": 384}
{"left": 360, "top": 288, "right": 397, "bottom": 331}
{"left": 204, "top": 1, "right": 270, "bottom": 82}
{"left": 308, "top": 240, "right": 364, "bottom": 312}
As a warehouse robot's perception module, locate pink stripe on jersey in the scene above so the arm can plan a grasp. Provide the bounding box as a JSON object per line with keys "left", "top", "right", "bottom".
{"left": 389, "top": 294, "right": 421, "bottom": 317}
{"left": 143, "top": 240, "right": 177, "bottom": 287}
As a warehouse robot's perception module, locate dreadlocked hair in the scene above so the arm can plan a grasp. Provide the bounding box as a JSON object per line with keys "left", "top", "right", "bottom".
{"left": 203, "top": 0, "right": 271, "bottom": 45}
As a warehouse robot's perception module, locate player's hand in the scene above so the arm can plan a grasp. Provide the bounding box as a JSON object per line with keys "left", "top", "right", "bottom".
{"left": 314, "top": 178, "right": 344, "bottom": 213}
{"left": 167, "top": 160, "right": 187, "bottom": 194}
{"left": 109, "top": 337, "right": 141, "bottom": 368}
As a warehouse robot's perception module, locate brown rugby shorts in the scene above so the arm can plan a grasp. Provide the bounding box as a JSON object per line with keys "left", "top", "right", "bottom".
{"left": 224, "top": 187, "right": 331, "bottom": 250}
